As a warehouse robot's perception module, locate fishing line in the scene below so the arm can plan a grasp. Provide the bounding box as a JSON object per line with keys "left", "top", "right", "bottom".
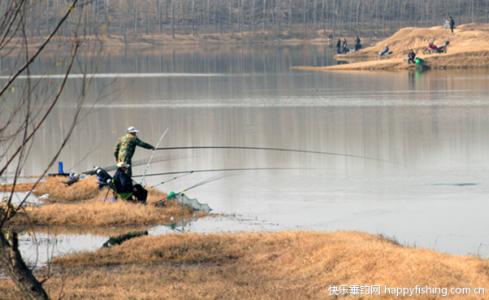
{"left": 155, "top": 145, "right": 391, "bottom": 163}
{"left": 83, "top": 154, "right": 188, "bottom": 175}
{"left": 180, "top": 174, "right": 231, "bottom": 193}
{"left": 133, "top": 167, "right": 322, "bottom": 178}
{"left": 153, "top": 172, "right": 194, "bottom": 188}
{"left": 68, "top": 141, "right": 102, "bottom": 173}
{"left": 140, "top": 128, "right": 169, "bottom": 185}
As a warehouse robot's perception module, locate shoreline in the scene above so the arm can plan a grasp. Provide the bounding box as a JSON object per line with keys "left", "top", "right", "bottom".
{"left": 1, "top": 231, "right": 488, "bottom": 299}
{"left": 293, "top": 23, "right": 489, "bottom": 72}
{"left": 2, "top": 177, "right": 202, "bottom": 228}
{"left": 0, "top": 31, "right": 383, "bottom": 59}
{"left": 0, "top": 32, "right": 334, "bottom": 58}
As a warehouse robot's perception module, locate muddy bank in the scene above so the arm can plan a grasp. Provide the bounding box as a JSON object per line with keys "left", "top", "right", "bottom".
{"left": 1, "top": 231, "right": 489, "bottom": 299}
{"left": 294, "top": 23, "right": 489, "bottom": 72}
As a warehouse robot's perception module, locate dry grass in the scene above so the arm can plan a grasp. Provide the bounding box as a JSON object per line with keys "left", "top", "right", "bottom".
{"left": 6, "top": 176, "right": 201, "bottom": 227}
{"left": 33, "top": 176, "right": 100, "bottom": 202}
{"left": 0, "top": 182, "right": 36, "bottom": 192}
{"left": 12, "top": 200, "right": 192, "bottom": 227}
{"left": 1, "top": 176, "right": 100, "bottom": 202}
{"left": 294, "top": 23, "right": 489, "bottom": 71}
{"left": 11, "top": 187, "right": 195, "bottom": 227}
{"left": 2, "top": 231, "right": 489, "bottom": 299}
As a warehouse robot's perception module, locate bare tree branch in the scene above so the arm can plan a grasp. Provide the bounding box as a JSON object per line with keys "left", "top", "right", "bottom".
{"left": 0, "top": 0, "right": 79, "bottom": 100}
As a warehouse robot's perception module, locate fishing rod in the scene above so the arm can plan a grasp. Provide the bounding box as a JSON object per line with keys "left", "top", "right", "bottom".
{"left": 83, "top": 154, "right": 187, "bottom": 175}
{"left": 68, "top": 141, "right": 102, "bottom": 173}
{"left": 152, "top": 172, "right": 194, "bottom": 188}
{"left": 133, "top": 167, "right": 323, "bottom": 178}
{"left": 183, "top": 174, "right": 230, "bottom": 193}
{"left": 140, "top": 128, "right": 169, "bottom": 186}
{"left": 2, "top": 154, "right": 181, "bottom": 179}
{"left": 167, "top": 173, "right": 232, "bottom": 200}
{"left": 155, "top": 145, "right": 390, "bottom": 163}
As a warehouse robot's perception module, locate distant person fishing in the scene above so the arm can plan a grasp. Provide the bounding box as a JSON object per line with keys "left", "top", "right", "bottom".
{"left": 378, "top": 45, "right": 391, "bottom": 57}
{"left": 336, "top": 38, "right": 350, "bottom": 54}
{"left": 354, "top": 36, "right": 362, "bottom": 51}
{"left": 114, "top": 127, "right": 155, "bottom": 178}
{"left": 342, "top": 38, "right": 348, "bottom": 53}
{"left": 407, "top": 49, "right": 416, "bottom": 64}
{"left": 449, "top": 16, "right": 455, "bottom": 33}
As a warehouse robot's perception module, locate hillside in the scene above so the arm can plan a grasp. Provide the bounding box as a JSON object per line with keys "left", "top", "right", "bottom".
{"left": 295, "top": 24, "right": 489, "bottom": 71}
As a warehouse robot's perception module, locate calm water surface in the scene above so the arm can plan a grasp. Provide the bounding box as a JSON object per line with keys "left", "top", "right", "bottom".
{"left": 3, "top": 45, "right": 489, "bottom": 260}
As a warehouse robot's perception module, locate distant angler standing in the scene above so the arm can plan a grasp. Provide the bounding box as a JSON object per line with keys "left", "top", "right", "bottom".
{"left": 114, "top": 127, "right": 155, "bottom": 177}
{"left": 449, "top": 16, "right": 455, "bottom": 33}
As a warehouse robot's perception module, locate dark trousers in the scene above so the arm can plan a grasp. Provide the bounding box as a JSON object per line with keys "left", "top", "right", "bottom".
{"left": 133, "top": 184, "right": 147, "bottom": 204}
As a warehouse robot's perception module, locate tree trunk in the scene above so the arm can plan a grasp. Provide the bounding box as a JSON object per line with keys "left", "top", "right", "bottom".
{"left": 171, "top": 0, "right": 175, "bottom": 38}
{"left": 251, "top": 0, "right": 255, "bottom": 33}
{"left": 191, "top": 0, "right": 196, "bottom": 36}
{"left": 238, "top": 0, "right": 242, "bottom": 35}
{"left": 0, "top": 231, "right": 49, "bottom": 300}
{"left": 303, "top": 0, "right": 307, "bottom": 39}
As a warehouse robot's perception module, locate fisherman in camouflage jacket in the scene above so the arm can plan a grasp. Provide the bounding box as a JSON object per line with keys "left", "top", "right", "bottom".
{"left": 114, "top": 126, "right": 155, "bottom": 178}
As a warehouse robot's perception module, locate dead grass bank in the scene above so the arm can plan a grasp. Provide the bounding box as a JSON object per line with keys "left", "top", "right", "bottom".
{"left": 6, "top": 176, "right": 201, "bottom": 227}
{"left": 0, "top": 182, "right": 36, "bottom": 192}
{"left": 1, "top": 176, "right": 100, "bottom": 202}
{"left": 12, "top": 200, "right": 193, "bottom": 227}
{"left": 33, "top": 176, "right": 100, "bottom": 202}
{"left": 2, "top": 231, "right": 489, "bottom": 299}
{"left": 11, "top": 186, "right": 196, "bottom": 227}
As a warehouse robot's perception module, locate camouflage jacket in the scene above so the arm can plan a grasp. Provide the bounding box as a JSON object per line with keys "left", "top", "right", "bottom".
{"left": 114, "top": 133, "right": 154, "bottom": 163}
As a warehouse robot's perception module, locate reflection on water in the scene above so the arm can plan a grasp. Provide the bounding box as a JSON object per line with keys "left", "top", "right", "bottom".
{"left": 15, "top": 214, "right": 279, "bottom": 268}
{"left": 3, "top": 46, "right": 489, "bottom": 258}
{"left": 18, "top": 232, "right": 108, "bottom": 268}
{"left": 0, "top": 44, "right": 335, "bottom": 75}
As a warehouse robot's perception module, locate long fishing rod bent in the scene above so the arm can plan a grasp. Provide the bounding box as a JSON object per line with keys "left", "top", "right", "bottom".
{"left": 82, "top": 154, "right": 187, "bottom": 175}
{"left": 140, "top": 128, "right": 169, "bottom": 185}
{"left": 133, "top": 167, "right": 322, "bottom": 178}
{"left": 181, "top": 174, "right": 231, "bottom": 193}
{"left": 155, "top": 146, "right": 390, "bottom": 163}
{"left": 153, "top": 172, "right": 194, "bottom": 187}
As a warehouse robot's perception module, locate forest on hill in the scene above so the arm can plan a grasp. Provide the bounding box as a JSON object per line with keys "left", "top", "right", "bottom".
{"left": 6, "top": 0, "right": 489, "bottom": 39}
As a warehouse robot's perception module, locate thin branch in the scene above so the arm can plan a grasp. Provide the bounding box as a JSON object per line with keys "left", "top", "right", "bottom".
{"left": 0, "top": 41, "right": 80, "bottom": 226}
{"left": 0, "top": 40, "right": 81, "bottom": 178}
{"left": 0, "top": 0, "right": 79, "bottom": 100}
{"left": 4, "top": 12, "right": 31, "bottom": 215}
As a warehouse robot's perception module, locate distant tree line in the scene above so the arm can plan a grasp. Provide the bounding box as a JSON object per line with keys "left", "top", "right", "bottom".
{"left": 9, "top": 0, "right": 489, "bottom": 39}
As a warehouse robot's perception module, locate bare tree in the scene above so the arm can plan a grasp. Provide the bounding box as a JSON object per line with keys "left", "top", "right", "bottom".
{"left": 0, "top": 1, "right": 88, "bottom": 298}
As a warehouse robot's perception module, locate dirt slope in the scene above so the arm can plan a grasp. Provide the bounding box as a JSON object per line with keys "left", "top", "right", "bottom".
{"left": 294, "top": 24, "right": 489, "bottom": 71}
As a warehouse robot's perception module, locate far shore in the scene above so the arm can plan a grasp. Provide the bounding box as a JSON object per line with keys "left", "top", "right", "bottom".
{"left": 0, "top": 31, "right": 332, "bottom": 58}
{"left": 293, "top": 23, "right": 489, "bottom": 72}
{"left": 0, "top": 30, "right": 384, "bottom": 58}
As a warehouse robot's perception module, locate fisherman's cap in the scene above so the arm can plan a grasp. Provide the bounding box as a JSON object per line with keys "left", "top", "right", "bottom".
{"left": 127, "top": 126, "right": 139, "bottom": 133}
{"left": 117, "top": 162, "right": 130, "bottom": 168}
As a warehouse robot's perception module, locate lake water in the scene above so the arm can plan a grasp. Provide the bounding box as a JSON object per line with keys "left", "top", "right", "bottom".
{"left": 3, "top": 44, "right": 489, "bottom": 260}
